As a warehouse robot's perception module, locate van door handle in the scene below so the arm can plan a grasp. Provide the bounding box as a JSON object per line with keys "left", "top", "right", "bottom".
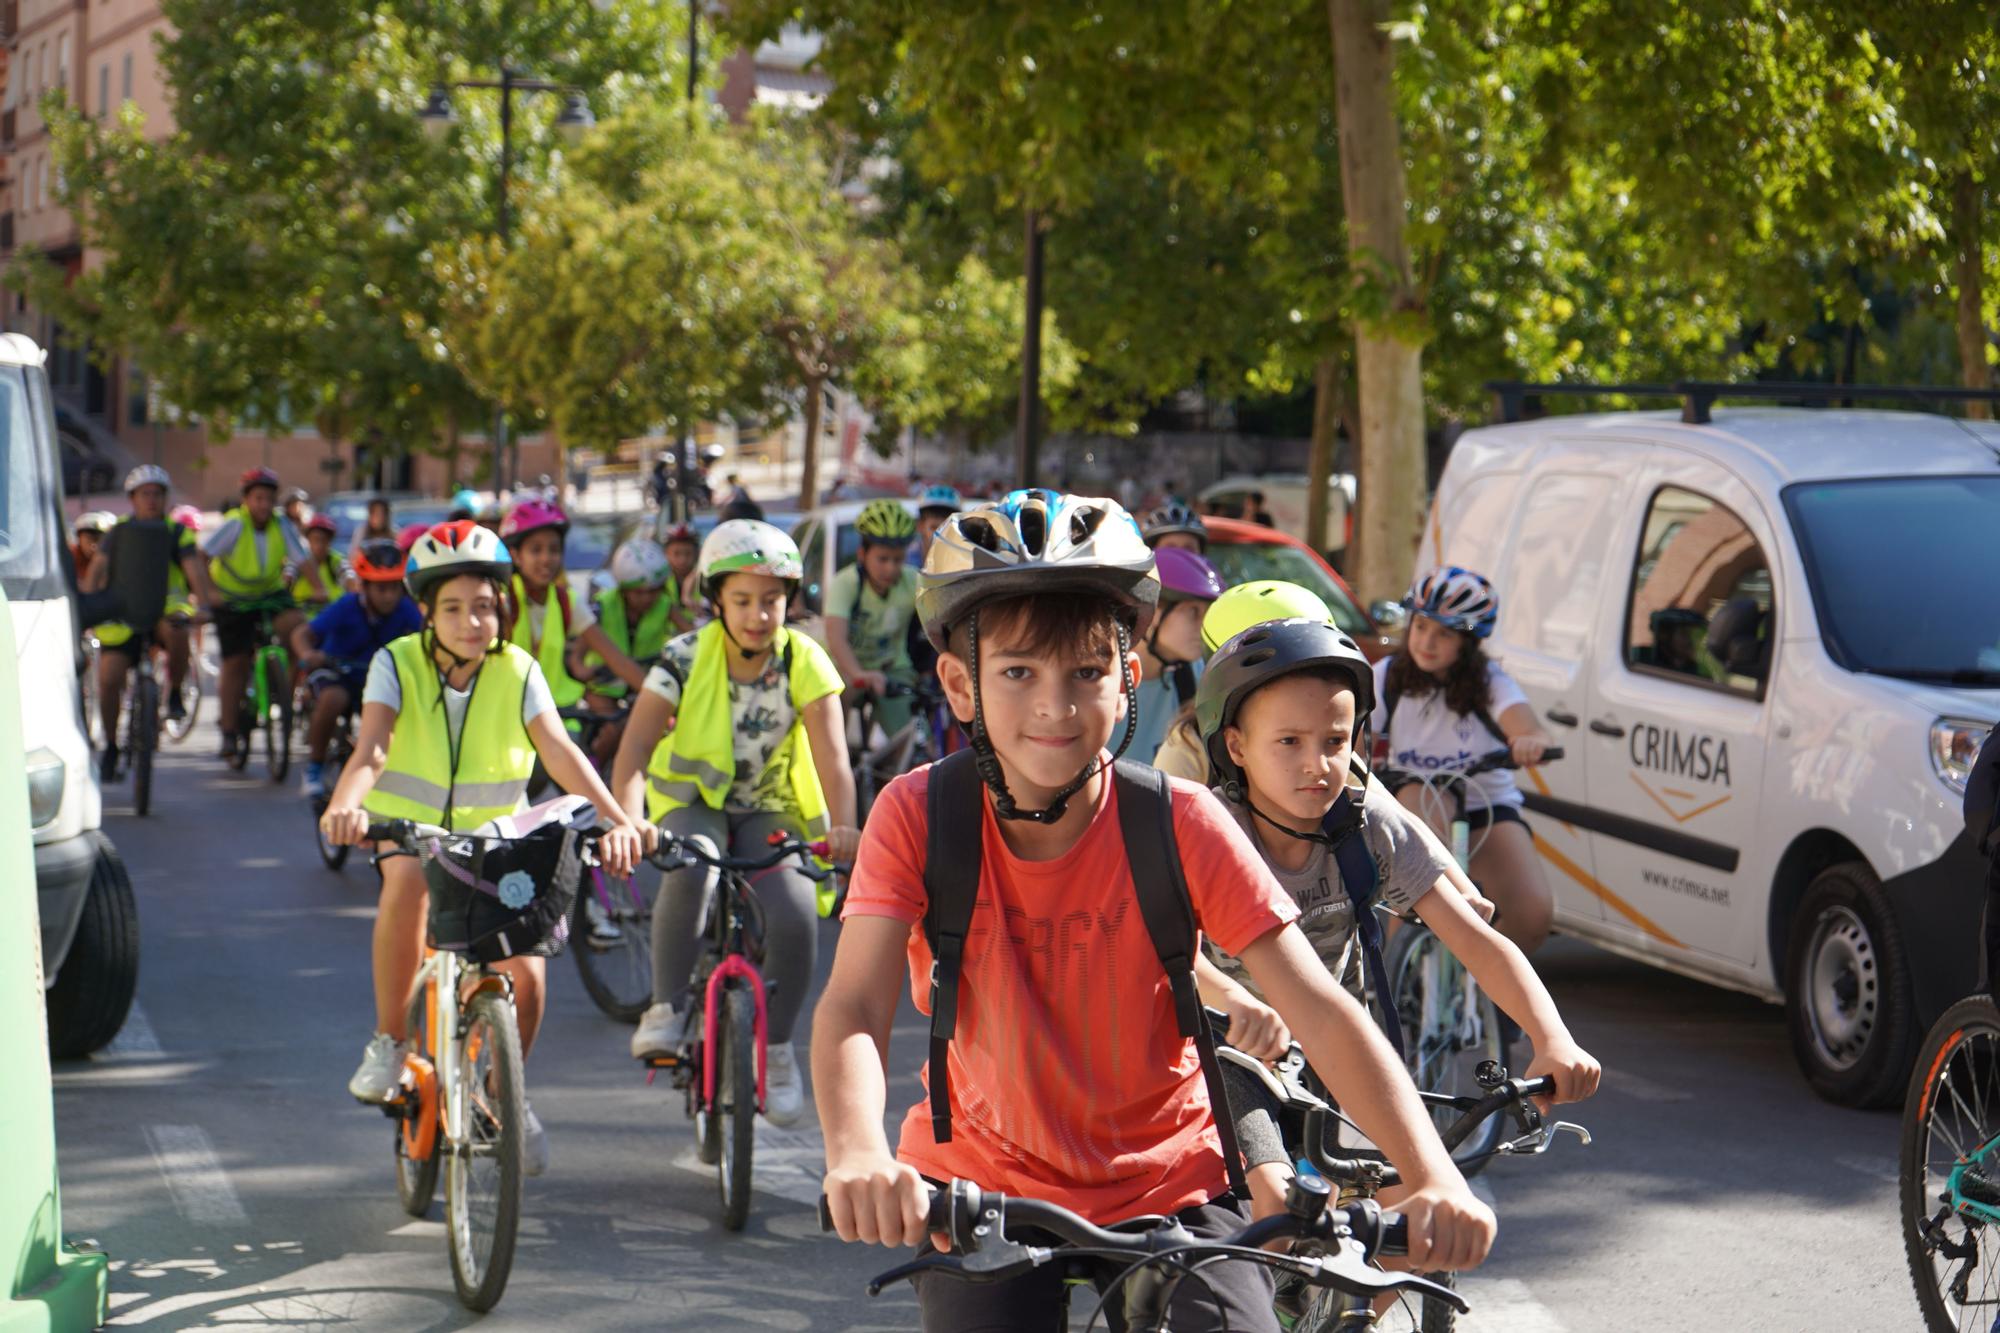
{"left": 1545, "top": 708, "right": 1579, "bottom": 727}
{"left": 1589, "top": 717, "right": 1626, "bottom": 738}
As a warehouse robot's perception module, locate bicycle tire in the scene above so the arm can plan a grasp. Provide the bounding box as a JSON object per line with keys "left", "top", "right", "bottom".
{"left": 265, "top": 650, "right": 293, "bottom": 783}
{"left": 316, "top": 735, "right": 354, "bottom": 871}
{"left": 571, "top": 869, "right": 654, "bottom": 1022}
{"left": 130, "top": 672, "right": 158, "bottom": 816}
{"left": 163, "top": 647, "right": 199, "bottom": 742}
{"left": 395, "top": 987, "right": 440, "bottom": 1217}
{"left": 1384, "top": 923, "right": 1509, "bottom": 1175}
{"left": 447, "top": 989, "right": 525, "bottom": 1312}
{"left": 1902, "top": 993, "right": 2000, "bottom": 1331}
{"left": 717, "top": 981, "right": 757, "bottom": 1232}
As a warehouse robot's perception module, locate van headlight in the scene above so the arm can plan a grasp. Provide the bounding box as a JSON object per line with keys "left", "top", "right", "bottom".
{"left": 1930, "top": 719, "right": 1990, "bottom": 795}
{"left": 26, "top": 747, "right": 65, "bottom": 829}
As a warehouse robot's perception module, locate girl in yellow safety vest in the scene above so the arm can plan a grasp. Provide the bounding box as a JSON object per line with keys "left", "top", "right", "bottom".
{"left": 610, "top": 519, "right": 859, "bottom": 1128}
{"left": 320, "top": 520, "right": 648, "bottom": 1175}
{"left": 291, "top": 513, "right": 348, "bottom": 614}
{"left": 498, "top": 499, "right": 647, "bottom": 717}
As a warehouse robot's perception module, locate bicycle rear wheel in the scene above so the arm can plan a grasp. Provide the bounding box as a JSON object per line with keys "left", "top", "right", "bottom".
{"left": 395, "top": 987, "right": 440, "bottom": 1217}
{"left": 264, "top": 652, "right": 293, "bottom": 783}
{"left": 717, "top": 981, "right": 757, "bottom": 1231}
{"left": 1902, "top": 994, "right": 2000, "bottom": 1331}
{"left": 1385, "top": 924, "right": 1509, "bottom": 1175}
{"left": 571, "top": 869, "right": 654, "bottom": 1021}
{"left": 129, "top": 673, "right": 159, "bottom": 817}
{"left": 447, "top": 989, "right": 525, "bottom": 1312}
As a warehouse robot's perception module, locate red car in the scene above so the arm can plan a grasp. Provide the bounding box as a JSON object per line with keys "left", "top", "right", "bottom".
{"left": 1200, "top": 515, "right": 1395, "bottom": 660}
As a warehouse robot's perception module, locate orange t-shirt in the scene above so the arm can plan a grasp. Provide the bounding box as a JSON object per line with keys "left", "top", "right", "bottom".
{"left": 843, "top": 759, "right": 1299, "bottom": 1223}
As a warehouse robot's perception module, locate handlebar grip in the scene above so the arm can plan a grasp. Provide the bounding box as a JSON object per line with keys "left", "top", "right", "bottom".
{"left": 1376, "top": 1212, "right": 1408, "bottom": 1258}
{"left": 1541, "top": 746, "right": 1565, "bottom": 763}
{"left": 817, "top": 1184, "right": 953, "bottom": 1236}
{"left": 819, "top": 1195, "right": 834, "bottom": 1233}
{"left": 364, "top": 819, "right": 404, "bottom": 844}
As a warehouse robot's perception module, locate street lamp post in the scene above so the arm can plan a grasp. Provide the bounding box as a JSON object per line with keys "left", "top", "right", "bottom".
{"left": 419, "top": 71, "right": 595, "bottom": 497}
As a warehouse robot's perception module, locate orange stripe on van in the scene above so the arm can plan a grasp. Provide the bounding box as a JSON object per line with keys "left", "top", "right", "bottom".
{"left": 1532, "top": 833, "right": 1685, "bottom": 949}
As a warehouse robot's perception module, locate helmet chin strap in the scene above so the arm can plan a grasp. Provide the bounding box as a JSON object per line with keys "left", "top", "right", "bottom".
{"left": 967, "top": 612, "right": 1138, "bottom": 825}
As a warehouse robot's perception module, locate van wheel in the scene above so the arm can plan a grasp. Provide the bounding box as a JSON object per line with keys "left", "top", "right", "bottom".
{"left": 1784, "top": 861, "right": 1914, "bottom": 1107}
{"left": 46, "top": 836, "right": 140, "bottom": 1058}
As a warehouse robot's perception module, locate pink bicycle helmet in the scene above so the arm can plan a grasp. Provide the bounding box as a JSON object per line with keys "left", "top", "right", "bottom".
{"left": 499, "top": 498, "right": 569, "bottom": 546}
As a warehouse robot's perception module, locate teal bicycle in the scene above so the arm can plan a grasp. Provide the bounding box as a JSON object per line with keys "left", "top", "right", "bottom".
{"left": 1901, "top": 991, "right": 2000, "bottom": 1329}
{"left": 223, "top": 597, "right": 296, "bottom": 782}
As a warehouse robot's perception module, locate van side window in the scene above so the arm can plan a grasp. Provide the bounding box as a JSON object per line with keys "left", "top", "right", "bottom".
{"left": 1625, "top": 486, "right": 1773, "bottom": 696}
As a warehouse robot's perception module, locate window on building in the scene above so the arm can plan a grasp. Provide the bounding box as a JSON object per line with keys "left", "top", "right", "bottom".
{"left": 127, "top": 359, "right": 148, "bottom": 427}
{"left": 121, "top": 54, "right": 132, "bottom": 102}
{"left": 99, "top": 65, "right": 109, "bottom": 117}
{"left": 56, "top": 33, "right": 69, "bottom": 91}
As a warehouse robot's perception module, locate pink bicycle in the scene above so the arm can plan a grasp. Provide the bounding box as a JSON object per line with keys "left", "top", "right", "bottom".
{"left": 642, "top": 829, "right": 833, "bottom": 1230}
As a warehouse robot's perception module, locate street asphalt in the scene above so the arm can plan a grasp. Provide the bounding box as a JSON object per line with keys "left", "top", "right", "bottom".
{"left": 47, "top": 708, "right": 1914, "bottom": 1330}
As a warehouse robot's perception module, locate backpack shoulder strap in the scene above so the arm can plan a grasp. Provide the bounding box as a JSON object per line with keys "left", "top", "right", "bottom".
{"left": 921, "top": 748, "right": 984, "bottom": 1144}
{"left": 1112, "top": 760, "right": 1250, "bottom": 1200}
{"left": 1321, "top": 786, "right": 1406, "bottom": 1060}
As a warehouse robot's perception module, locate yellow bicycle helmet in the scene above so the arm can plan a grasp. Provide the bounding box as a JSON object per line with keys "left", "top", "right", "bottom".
{"left": 1201, "top": 580, "right": 1335, "bottom": 653}
{"left": 856, "top": 498, "right": 916, "bottom": 546}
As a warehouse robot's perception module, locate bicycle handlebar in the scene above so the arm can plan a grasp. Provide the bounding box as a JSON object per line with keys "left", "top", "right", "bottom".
{"left": 364, "top": 818, "right": 607, "bottom": 853}
{"left": 644, "top": 830, "right": 836, "bottom": 881}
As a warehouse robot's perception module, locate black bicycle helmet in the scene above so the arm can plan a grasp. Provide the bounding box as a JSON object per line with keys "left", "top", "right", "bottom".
{"left": 1195, "top": 617, "right": 1375, "bottom": 793}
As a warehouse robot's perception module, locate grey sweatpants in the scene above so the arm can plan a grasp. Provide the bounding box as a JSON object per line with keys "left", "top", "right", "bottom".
{"left": 651, "top": 805, "right": 819, "bottom": 1043}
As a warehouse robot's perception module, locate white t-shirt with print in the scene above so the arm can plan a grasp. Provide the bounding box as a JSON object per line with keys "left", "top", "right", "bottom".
{"left": 642, "top": 632, "right": 798, "bottom": 815}
{"left": 1368, "top": 656, "right": 1529, "bottom": 812}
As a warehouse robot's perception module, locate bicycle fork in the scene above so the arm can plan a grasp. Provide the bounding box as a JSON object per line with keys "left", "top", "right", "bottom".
{"left": 703, "top": 955, "right": 769, "bottom": 1115}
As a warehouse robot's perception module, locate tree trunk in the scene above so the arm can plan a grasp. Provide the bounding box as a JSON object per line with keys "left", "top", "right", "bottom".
{"left": 1328, "top": 0, "right": 1429, "bottom": 604}
{"left": 797, "top": 378, "right": 824, "bottom": 512}
{"left": 1305, "top": 354, "right": 1342, "bottom": 555}
{"left": 1953, "top": 172, "right": 1991, "bottom": 421}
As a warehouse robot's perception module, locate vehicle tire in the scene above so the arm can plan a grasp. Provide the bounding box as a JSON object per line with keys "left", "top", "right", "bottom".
{"left": 1786, "top": 861, "right": 1916, "bottom": 1108}
{"left": 130, "top": 673, "right": 158, "bottom": 817}
{"left": 571, "top": 869, "right": 654, "bottom": 1022}
{"left": 717, "top": 981, "right": 757, "bottom": 1232}
{"left": 45, "top": 837, "right": 140, "bottom": 1059}
{"left": 265, "top": 655, "right": 293, "bottom": 783}
{"left": 395, "top": 987, "right": 440, "bottom": 1217}
{"left": 1901, "top": 994, "right": 2000, "bottom": 1332}
{"left": 1383, "top": 922, "right": 1508, "bottom": 1176}
{"left": 447, "top": 990, "right": 524, "bottom": 1312}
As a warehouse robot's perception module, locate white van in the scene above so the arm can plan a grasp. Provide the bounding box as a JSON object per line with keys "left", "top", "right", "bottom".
{"left": 3, "top": 332, "right": 136, "bottom": 1056}
{"left": 1417, "top": 391, "right": 2000, "bottom": 1107}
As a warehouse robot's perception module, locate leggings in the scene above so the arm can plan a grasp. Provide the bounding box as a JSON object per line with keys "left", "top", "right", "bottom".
{"left": 651, "top": 805, "right": 819, "bottom": 1043}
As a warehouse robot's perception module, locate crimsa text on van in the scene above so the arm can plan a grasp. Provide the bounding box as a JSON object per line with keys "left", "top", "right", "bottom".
{"left": 1628, "top": 723, "right": 1731, "bottom": 787}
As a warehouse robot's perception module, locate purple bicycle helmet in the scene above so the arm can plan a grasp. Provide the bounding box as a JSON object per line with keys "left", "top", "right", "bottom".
{"left": 1153, "top": 545, "right": 1225, "bottom": 605}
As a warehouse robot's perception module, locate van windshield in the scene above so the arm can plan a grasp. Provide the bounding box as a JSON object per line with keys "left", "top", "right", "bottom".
{"left": 1786, "top": 474, "right": 2000, "bottom": 684}
{"left": 0, "top": 365, "right": 64, "bottom": 602}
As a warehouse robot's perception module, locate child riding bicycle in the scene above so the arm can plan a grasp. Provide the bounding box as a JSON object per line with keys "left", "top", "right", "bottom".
{"left": 610, "top": 519, "right": 860, "bottom": 1127}
{"left": 498, "top": 500, "right": 648, "bottom": 717}
{"left": 1373, "top": 566, "right": 1558, "bottom": 953}
{"left": 289, "top": 538, "right": 424, "bottom": 800}
{"left": 201, "top": 466, "right": 309, "bottom": 757}
{"left": 826, "top": 499, "right": 922, "bottom": 741}
{"left": 291, "top": 513, "right": 348, "bottom": 615}
{"left": 570, "top": 538, "right": 678, "bottom": 766}
{"left": 1191, "top": 615, "right": 1600, "bottom": 1242}
{"left": 817, "top": 489, "right": 1495, "bottom": 1333}
{"left": 321, "top": 520, "right": 646, "bottom": 1177}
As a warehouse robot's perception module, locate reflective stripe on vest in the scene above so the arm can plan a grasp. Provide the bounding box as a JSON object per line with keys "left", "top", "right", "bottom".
{"left": 510, "top": 575, "right": 584, "bottom": 709}
{"left": 361, "top": 634, "right": 537, "bottom": 830}
{"left": 209, "top": 509, "right": 287, "bottom": 598}
{"left": 643, "top": 621, "right": 831, "bottom": 837}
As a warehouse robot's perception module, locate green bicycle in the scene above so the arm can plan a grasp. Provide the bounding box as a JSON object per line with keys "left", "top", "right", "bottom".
{"left": 223, "top": 596, "right": 296, "bottom": 782}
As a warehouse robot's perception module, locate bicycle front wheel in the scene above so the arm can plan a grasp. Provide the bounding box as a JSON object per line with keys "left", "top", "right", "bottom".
{"left": 264, "top": 653, "right": 293, "bottom": 783}
{"left": 315, "top": 739, "right": 353, "bottom": 871}
{"left": 717, "top": 981, "right": 758, "bottom": 1231}
{"left": 571, "top": 869, "right": 654, "bottom": 1022}
{"left": 446, "top": 989, "right": 525, "bottom": 1312}
{"left": 164, "top": 655, "right": 199, "bottom": 743}
{"left": 1385, "top": 923, "right": 1509, "bottom": 1174}
{"left": 130, "top": 673, "right": 159, "bottom": 817}
{"left": 1903, "top": 994, "right": 2000, "bottom": 1331}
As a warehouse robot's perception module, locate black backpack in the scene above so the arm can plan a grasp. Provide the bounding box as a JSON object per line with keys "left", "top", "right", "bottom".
{"left": 921, "top": 747, "right": 1250, "bottom": 1199}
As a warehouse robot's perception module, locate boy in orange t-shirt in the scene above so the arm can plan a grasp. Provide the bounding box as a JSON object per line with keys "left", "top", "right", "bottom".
{"left": 816, "top": 490, "right": 1494, "bottom": 1332}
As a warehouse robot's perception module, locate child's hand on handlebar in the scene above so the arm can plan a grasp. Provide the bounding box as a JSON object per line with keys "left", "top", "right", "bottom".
{"left": 1523, "top": 1039, "right": 1601, "bottom": 1114}
{"left": 321, "top": 805, "right": 368, "bottom": 847}
{"left": 826, "top": 824, "right": 861, "bottom": 865}
{"left": 1217, "top": 990, "right": 1290, "bottom": 1062}
{"left": 1509, "top": 735, "right": 1551, "bottom": 767}
{"left": 598, "top": 823, "right": 644, "bottom": 878}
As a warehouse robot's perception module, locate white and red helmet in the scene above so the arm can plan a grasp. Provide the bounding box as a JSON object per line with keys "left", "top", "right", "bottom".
{"left": 405, "top": 519, "right": 513, "bottom": 602}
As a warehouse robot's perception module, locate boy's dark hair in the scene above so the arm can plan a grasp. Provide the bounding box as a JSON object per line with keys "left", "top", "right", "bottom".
{"left": 1385, "top": 630, "right": 1491, "bottom": 718}
{"left": 946, "top": 589, "right": 1131, "bottom": 664}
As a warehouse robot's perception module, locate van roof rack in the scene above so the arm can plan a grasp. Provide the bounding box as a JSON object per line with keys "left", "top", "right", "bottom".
{"left": 1487, "top": 380, "right": 2000, "bottom": 426}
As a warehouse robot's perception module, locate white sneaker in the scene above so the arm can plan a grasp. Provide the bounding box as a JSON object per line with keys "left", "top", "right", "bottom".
{"left": 630, "top": 1002, "right": 686, "bottom": 1061}
{"left": 763, "top": 1042, "right": 806, "bottom": 1127}
{"left": 522, "top": 1102, "right": 549, "bottom": 1177}
{"left": 582, "top": 894, "right": 622, "bottom": 945}
{"left": 347, "top": 1032, "right": 408, "bottom": 1104}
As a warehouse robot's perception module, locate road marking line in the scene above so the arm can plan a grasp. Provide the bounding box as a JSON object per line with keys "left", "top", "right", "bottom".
{"left": 672, "top": 1121, "right": 827, "bottom": 1210}
{"left": 144, "top": 1124, "right": 247, "bottom": 1225}
{"left": 1837, "top": 1154, "right": 1898, "bottom": 1185}
{"left": 102, "top": 1002, "right": 161, "bottom": 1059}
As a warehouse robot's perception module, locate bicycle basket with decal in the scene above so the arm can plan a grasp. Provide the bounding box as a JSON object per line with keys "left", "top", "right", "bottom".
{"left": 421, "top": 798, "right": 595, "bottom": 962}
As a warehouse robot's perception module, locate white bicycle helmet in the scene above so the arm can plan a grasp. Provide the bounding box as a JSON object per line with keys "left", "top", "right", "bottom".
{"left": 404, "top": 519, "right": 513, "bottom": 602}
{"left": 698, "top": 519, "right": 803, "bottom": 601}
{"left": 608, "top": 538, "right": 671, "bottom": 590}
{"left": 124, "top": 464, "right": 171, "bottom": 494}
{"left": 74, "top": 510, "right": 117, "bottom": 535}
{"left": 1403, "top": 565, "right": 1499, "bottom": 639}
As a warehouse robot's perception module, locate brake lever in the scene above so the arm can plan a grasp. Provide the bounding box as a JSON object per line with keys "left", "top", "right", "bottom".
{"left": 1494, "top": 1119, "right": 1592, "bottom": 1158}
{"left": 865, "top": 1241, "right": 1052, "bottom": 1296}
{"left": 1301, "top": 1244, "right": 1470, "bottom": 1312}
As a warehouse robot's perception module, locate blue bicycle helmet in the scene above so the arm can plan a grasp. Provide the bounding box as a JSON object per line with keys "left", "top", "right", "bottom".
{"left": 1403, "top": 565, "right": 1499, "bottom": 639}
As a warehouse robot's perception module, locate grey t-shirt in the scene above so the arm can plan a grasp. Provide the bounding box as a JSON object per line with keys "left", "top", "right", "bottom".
{"left": 1207, "top": 773, "right": 1453, "bottom": 1002}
